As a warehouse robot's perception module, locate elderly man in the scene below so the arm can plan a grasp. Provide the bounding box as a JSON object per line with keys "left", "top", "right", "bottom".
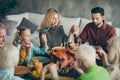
{"left": 0, "top": 23, "right": 6, "bottom": 48}
{"left": 70, "top": 44, "right": 111, "bottom": 80}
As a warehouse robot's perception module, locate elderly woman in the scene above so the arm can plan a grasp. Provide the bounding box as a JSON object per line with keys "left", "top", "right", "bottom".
{"left": 0, "top": 23, "right": 6, "bottom": 48}
{"left": 96, "top": 36, "right": 120, "bottom": 80}
{"left": 0, "top": 44, "right": 24, "bottom": 80}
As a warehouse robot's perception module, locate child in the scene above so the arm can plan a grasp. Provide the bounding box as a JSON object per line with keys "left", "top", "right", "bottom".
{"left": 39, "top": 8, "right": 67, "bottom": 50}
{"left": 13, "top": 27, "right": 48, "bottom": 65}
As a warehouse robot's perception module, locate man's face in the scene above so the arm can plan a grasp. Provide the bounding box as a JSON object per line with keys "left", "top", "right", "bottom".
{"left": 0, "top": 29, "right": 6, "bottom": 47}
{"left": 91, "top": 13, "right": 104, "bottom": 28}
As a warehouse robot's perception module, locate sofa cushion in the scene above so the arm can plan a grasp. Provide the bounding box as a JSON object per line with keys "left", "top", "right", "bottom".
{"left": 5, "top": 12, "right": 29, "bottom": 26}
{"left": 28, "top": 13, "right": 45, "bottom": 30}
{"left": 6, "top": 33, "right": 15, "bottom": 44}
{"left": 115, "top": 27, "right": 120, "bottom": 36}
{"left": 79, "top": 18, "right": 92, "bottom": 34}
{"left": 1, "top": 19, "right": 17, "bottom": 35}
{"left": 31, "top": 31, "right": 40, "bottom": 46}
{"left": 17, "top": 17, "right": 38, "bottom": 33}
{"left": 61, "top": 17, "right": 81, "bottom": 35}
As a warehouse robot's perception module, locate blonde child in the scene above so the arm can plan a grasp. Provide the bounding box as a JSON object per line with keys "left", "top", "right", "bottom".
{"left": 13, "top": 27, "right": 48, "bottom": 65}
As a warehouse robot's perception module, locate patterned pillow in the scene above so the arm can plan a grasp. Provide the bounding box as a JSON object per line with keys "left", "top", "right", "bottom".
{"left": 17, "top": 17, "right": 38, "bottom": 33}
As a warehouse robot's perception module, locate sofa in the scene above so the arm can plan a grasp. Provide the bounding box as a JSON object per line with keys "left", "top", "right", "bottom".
{"left": 3, "top": 12, "right": 120, "bottom": 46}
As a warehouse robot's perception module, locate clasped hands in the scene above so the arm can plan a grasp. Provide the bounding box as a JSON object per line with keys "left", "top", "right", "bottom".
{"left": 69, "top": 25, "right": 80, "bottom": 36}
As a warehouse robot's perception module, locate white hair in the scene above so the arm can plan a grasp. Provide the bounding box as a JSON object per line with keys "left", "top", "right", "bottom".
{"left": 75, "top": 44, "right": 96, "bottom": 65}
{"left": 0, "top": 44, "right": 19, "bottom": 69}
{"left": 0, "top": 23, "right": 6, "bottom": 30}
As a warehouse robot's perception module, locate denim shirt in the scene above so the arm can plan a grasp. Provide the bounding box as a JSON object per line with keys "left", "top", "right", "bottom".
{"left": 0, "top": 68, "right": 24, "bottom": 80}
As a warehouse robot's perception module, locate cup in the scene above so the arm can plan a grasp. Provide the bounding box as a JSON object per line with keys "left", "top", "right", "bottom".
{"left": 27, "top": 59, "right": 33, "bottom": 68}
{"left": 33, "top": 59, "right": 39, "bottom": 65}
{"left": 34, "top": 62, "right": 43, "bottom": 74}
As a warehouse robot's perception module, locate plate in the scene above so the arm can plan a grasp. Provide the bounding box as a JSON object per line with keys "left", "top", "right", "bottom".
{"left": 33, "top": 56, "right": 50, "bottom": 65}
{"left": 52, "top": 46, "right": 65, "bottom": 50}
{"left": 14, "top": 66, "right": 30, "bottom": 76}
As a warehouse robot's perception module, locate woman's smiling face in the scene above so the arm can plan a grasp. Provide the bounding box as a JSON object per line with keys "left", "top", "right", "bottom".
{"left": 51, "top": 13, "right": 59, "bottom": 27}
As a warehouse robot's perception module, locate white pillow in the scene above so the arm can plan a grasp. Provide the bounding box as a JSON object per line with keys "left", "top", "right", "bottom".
{"left": 61, "top": 17, "right": 81, "bottom": 35}
{"left": 6, "top": 12, "right": 29, "bottom": 26}
{"left": 2, "top": 19, "right": 17, "bottom": 35}
{"left": 6, "top": 33, "right": 15, "bottom": 44}
{"left": 79, "top": 18, "right": 92, "bottom": 34}
{"left": 115, "top": 27, "right": 120, "bottom": 36}
{"left": 28, "top": 13, "right": 45, "bottom": 30}
{"left": 31, "top": 31, "right": 40, "bottom": 47}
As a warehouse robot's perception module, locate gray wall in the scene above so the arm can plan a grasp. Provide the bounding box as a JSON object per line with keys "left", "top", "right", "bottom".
{"left": 8, "top": 0, "right": 120, "bottom": 28}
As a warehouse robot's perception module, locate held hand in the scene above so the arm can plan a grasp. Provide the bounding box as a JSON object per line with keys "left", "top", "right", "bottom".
{"left": 41, "top": 33, "right": 47, "bottom": 44}
{"left": 70, "top": 61, "right": 84, "bottom": 75}
{"left": 41, "top": 33, "right": 48, "bottom": 48}
{"left": 70, "top": 25, "right": 79, "bottom": 36}
{"left": 26, "top": 41, "right": 33, "bottom": 48}
{"left": 96, "top": 46, "right": 108, "bottom": 66}
{"left": 41, "top": 63, "right": 58, "bottom": 80}
{"left": 21, "top": 40, "right": 32, "bottom": 48}
{"left": 96, "top": 46, "right": 106, "bottom": 57}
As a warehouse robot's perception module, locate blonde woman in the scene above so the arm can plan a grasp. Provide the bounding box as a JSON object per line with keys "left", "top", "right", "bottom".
{"left": 96, "top": 36, "right": 120, "bottom": 80}
{"left": 0, "top": 23, "right": 6, "bottom": 48}
{"left": 0, "top": 44, "right": 24, "bottom": 80}
{"left": 39, "top": 8, "right": 67, "bottom": 50}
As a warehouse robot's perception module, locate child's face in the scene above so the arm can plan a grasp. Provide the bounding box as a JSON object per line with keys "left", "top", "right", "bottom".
{"left": 21, "top": 29, "right": 31, "bottom": 43}
{"left": 51, "top": 13, "right": 59, "bottom": 27}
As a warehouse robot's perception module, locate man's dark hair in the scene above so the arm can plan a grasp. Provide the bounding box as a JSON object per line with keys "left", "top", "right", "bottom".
{"left": 91, "top": 7, "right": 104, "bottom": 16}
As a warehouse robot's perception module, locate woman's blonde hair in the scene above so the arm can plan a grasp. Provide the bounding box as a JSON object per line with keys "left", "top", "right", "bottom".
{"left": 75, "top": 44, "right": 96, "bottom": 66}
{"left": 0, "top": 23, "right": 6, "bottom": 31}
{"left": 40, "top": 8, "right": 61, "bottom": 29}
{"left": 106, "top": 36, "right": 120, "bottom": 80}
{"left": 0, "top": 44, "right": 19, "bottom": 69}
{"left": 107, "top": 36, "right": 120, "bottom": 65}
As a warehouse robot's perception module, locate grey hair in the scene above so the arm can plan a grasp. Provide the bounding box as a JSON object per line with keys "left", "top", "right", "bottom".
{"left": 0, "top": 23, "right": 6, "bottom": 30}
{"left": 75, "top": 44, "right": 96, "bottom": 65}
{"left": 0, "top": 44, "right": 19, "bottom": 69}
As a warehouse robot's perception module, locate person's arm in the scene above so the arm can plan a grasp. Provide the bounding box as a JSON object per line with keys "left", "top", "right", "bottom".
{"left": 32, "top": 45, "right": 48, "bottom": 55}
{"left": 70, "top": 61, "right": 84, "bottom": 75}
{"left": 96, "top": 46, "right": 110, "bottom": 67}
{"left": 40, "top": 33, "right": 49, "bottom": 49}
{"left": 68, "top": 25, "right": 79, "bottom": 43}
{"left": 41, "top": 63, "right": 59, "bottom": 80}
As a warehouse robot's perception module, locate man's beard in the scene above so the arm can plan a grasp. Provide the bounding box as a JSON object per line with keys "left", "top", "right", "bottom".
{"left": 93, "top": 22, "right": 102, "bottom": 28}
